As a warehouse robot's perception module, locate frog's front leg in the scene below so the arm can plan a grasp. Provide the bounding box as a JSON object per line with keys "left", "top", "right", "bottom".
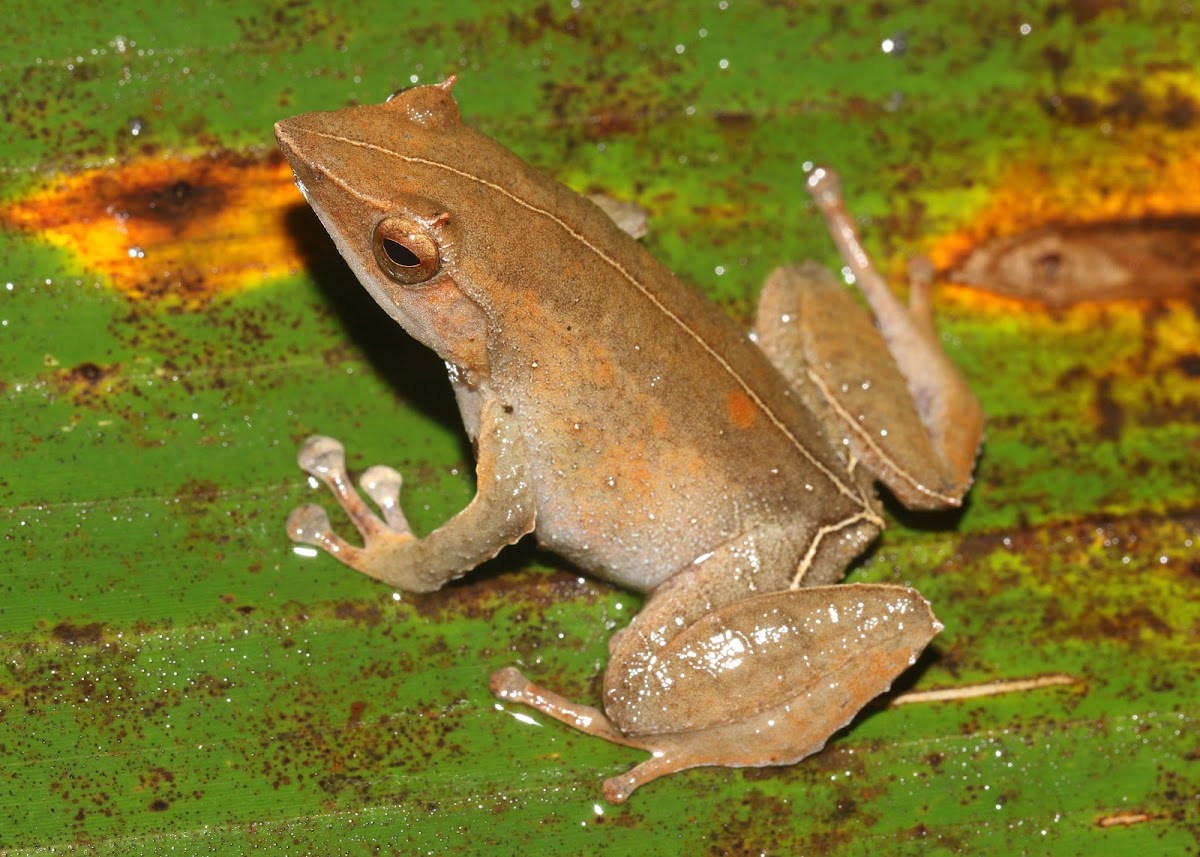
{"left": 287, "top": 394, "right": 535, "bottom": 593}
{"left": 754, "top": 168, "right": 985, "bottom": 509}
{"left": 492, "top": 531, "right": 940, "bottom": 802}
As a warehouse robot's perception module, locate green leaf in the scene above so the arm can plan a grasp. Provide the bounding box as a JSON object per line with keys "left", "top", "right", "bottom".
{"left": 2, "top": 2, "right": 1197, "bottom": 853}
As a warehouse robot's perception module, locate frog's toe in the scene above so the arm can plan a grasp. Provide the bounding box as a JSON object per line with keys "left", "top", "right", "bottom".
{"left": 360, "top": 464, "right": 411, "bottom": 533}
{"left": 602, "top": 765, "right": 656, "bottom": 804}
{"left": 292, "top": 435, "right": 412, "bottom": 544}
{"left": 297, "top": 435, "right": 347, "bottom": 478}
{"left": 287, "top": 503, "right": 358, "bottom": 558}
{"left": 489, "top": 666, "right": 527, "bottom": 697}
{"left": 287, "top": 503, "right": 329, "bottom": 544}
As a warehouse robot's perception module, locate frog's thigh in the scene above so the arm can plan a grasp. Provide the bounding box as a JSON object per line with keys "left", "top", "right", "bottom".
{"left": 754, "top": 262, "right": 968, "bottom": 509}
{"left": 603, "top": 522, "right": 870, "bottom": 735}
{"left": 602, "top": 530, "right": 937, "bottom": 760}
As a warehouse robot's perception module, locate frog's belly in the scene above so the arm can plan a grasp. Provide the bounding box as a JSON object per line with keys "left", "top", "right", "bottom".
{"left": 527, "top": 439, "right": 858, "bottom": 593}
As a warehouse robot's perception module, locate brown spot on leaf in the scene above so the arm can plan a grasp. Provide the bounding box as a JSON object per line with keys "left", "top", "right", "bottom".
{"left": 950, "top": 216, "right": 1200, "bottom": 305}
{"left": 1093, "top": 375, "right": 1124, "bottom": 441}
{"left": 586, "top": 104, "right": 639, "bottom": 139}
{"left": 52, "top": 361, "right": 123, "bottom": 407}
{"left": 1065, "top": 0, "right": 1124, "bottom": 24}
{"left": 932, "top": 137, "right": 1200, "bottom": 307}
{"left": 1042, "top": 75, "right": 1197, "bottom": 130}
{"left": 1176, "top": 354, "right": 1200, "bottom": 378}
{"left": 345, "top": 700, "right": 368, "bottom": 729}
{"left": 51, "top": 622, "right": 105, "bottom": 646}
{"left": 69, "top": 362, "right": 105, "bottom": 384}
{"left": 333, "top": 601, "right": 383, "bottom": 627}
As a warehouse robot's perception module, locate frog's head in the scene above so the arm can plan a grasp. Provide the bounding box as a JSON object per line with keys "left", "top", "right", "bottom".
{"left": 275, "top": 78, "right": 497, "bottom": 377}
{"left": 276, "top": 79, "right": 633, "bottom": 381}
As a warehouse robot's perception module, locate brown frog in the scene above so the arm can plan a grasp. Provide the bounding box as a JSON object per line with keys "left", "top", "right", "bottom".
{"left": 276, "top": 78, "right": 983, "bottom": 802}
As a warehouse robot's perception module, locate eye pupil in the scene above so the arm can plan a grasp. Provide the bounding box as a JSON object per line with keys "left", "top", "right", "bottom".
{"left": 382, "top": 237, "right": 421, "bottom": 267}
{"left": 372, "top": 217, "right": 442, "bottom": 285}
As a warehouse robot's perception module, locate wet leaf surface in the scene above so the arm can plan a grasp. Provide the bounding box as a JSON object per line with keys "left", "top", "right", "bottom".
{"left": 2, "top": 1, "right": 1197, "bottom": 854}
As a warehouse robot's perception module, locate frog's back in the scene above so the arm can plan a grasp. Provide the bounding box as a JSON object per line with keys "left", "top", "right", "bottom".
{"left": 468, "top": 177, "right": 872, "bottom": 589}
{"left": 279, "top": 82, "right": 875, "bottom": 589}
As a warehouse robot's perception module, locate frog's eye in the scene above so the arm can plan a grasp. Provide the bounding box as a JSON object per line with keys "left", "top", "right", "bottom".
{"left": 372, "top": 217, "right": 441, "bottom": 285}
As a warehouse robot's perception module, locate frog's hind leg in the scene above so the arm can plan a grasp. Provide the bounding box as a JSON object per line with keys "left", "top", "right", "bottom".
{"left": 492, "top": 528, "right": 938, "bottom": 802}
{"left": 754, "top": 169, "right": 984, "bottom": 510}
{"left": 492, "top": 580, "right": 938, "bottom": 803}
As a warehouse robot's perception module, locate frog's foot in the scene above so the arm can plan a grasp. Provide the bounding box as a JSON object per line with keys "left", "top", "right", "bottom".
{"left": 287, "top": 403, "right": 536, "bottom": 592}
{"left": 805, "top": 167, "right": 984, "bottom": 500}
{"left": 491, "top": 654, "right": 891, "bottom": 804}
{"left": 752, "top": 168, "right": 984, "bottom": 509}
{"left": 490, "top": 667, "right": 671, "bottom": 803}
{"left": 287, "top": 435, "right": 416, "bottom": 575}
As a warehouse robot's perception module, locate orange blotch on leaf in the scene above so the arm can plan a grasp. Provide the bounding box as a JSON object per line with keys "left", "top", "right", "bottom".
{"left": 926, "top": 123, "right": 1200, "bottom": 306}
{"left": 0, "top": 152, "right": 315, "bottom": 305}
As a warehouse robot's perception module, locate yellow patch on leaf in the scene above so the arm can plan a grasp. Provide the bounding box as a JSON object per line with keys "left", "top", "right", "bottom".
{"left": 0, "top": 152, "right": 313, "bottom": 304}
{"left": 928, "top": 135, "right": 1200, "bottom": 306}
{"left": 930, "top": 142, "right": 1200, "bottom": 273}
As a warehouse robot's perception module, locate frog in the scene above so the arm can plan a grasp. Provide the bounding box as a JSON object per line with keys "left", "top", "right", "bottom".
{"left": 276, "top": 78, "right": 984, "bottom": 802}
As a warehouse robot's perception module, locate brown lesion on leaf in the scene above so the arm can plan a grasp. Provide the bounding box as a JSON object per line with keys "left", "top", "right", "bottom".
{"left": 50, "top": 360, "right": 125, "bottom": 407}
{"left": 1040, "top": 70, "right": 1199, "bottom": 131}
{"left": 946, "top": 215, "right": 1200, "bottom": 307}
{"left": 0, "top": 150, "right": 320, "bottom": 306}
{"left": 50, "top": 621, "right": 106, "bottom": 646}
{"left": 926, "top": 106, "right": 1200, "bottom": 306}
